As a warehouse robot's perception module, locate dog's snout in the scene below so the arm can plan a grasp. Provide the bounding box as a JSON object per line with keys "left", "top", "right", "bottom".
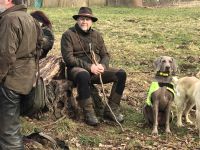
{"left": 165, "top": 66, "right": 170, "bottom": 71}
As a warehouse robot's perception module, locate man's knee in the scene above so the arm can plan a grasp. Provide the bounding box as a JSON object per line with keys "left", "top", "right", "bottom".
{"left": 116, "top": 69, "right": 127, "bottom": 81}
{"left": 75, "top": 71, "right": 91, "bottom": 84}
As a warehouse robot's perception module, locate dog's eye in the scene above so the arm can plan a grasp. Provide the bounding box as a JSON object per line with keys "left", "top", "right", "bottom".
{"left": 169, "top": 60, "right": 172, "bottom": 63}
{"left": 162, "top": 60, "right": 166, "bottom": 63}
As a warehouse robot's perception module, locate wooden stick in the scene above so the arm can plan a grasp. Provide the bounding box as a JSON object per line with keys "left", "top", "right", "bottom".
{"left": 89, "top": 43, "right": 124, "bottom": 132}
{"left": 42, "top": 115, "right": 66, "bottom": 127}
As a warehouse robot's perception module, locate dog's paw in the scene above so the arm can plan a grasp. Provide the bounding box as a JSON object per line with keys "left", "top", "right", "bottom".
{"left": 165, "top": 128, "right": 171, "bottom": 134}
{"left": 152, "top": 129, "right": 158, "bottom": 135}
{"left": 186, "top": 119, "right": 193, "bottom": 125}
{"left": 177, "top": 122, "right": 184, "bottom": 127}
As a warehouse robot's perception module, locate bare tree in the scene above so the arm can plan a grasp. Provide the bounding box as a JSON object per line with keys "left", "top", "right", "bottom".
{"left": 133, "top": 0, "right": 143, "bottom": 7}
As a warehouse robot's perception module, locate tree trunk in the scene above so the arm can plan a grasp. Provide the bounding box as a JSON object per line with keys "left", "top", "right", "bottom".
{"left": 133, "top": 0, "right": 143, "bottom": 7}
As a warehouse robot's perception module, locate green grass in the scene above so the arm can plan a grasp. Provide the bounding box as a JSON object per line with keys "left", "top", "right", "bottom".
{"left": 79, "top": 135, "right": 101, "bottom": 146}
{"left": 29, "top": 6, "right": 200, "bottom": 73}
{"left": 24, "top": 6, "right": 200, "bottom": 149}
{"left": 21, "top": 117, "right": 38, "bottom": 136}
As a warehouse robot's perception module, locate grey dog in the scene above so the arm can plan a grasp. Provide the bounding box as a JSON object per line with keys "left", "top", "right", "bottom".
{"left": 143, "top": 56, "right": 177, "bottom": 135}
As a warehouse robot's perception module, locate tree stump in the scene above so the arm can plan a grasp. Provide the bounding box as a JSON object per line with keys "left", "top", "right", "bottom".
{"left": 39, "top": 55, "right": 69, "bottom": 119}
{"left": 39, "top": 55, "right": 104, "bottom": 120}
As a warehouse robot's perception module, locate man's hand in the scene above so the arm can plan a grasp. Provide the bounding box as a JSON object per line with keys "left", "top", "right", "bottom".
{"left": 91, "top": 64, "right": 104, "bottom": 75}
{"left": 97, "top": 64, "right": 105, "bottom": 73}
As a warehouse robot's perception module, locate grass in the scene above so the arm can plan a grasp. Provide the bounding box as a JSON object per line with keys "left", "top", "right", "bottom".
{"left": 24, "top": 6, "right": 200, "bottom": 149}
{"left": 79, "top": 135, "right": 100, "bottom": 147}
{"left": 29, "top": 6, "right": 200, "bottom": 73}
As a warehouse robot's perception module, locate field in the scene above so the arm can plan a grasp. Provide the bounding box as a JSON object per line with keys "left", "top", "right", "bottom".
{"left": 23, "top": 6, "right": 200, "bottom": 149}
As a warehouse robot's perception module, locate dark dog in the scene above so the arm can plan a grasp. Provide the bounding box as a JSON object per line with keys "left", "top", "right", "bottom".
{"left": 143, "top": 56, "right": 177, "bottom": 135}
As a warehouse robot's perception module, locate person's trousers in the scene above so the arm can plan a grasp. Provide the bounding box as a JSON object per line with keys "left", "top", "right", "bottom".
{"left": 67, "top": 67, "right": 127, "bottom": 100}
{"left": 0, "top": 84, "right": 24, "bottom": 150}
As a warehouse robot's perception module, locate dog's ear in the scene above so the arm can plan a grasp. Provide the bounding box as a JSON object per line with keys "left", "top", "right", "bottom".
{"left": 172, "top": 76, "right": 178, "bottom": 84}
{"left": 196, "top": 71, "right": 200, "bottom": 79}
{"left": 153, "top": 57, "right": 162, "bottom": 72}
{"left": 171, "top": 58, "right": 178, "bottom": 75}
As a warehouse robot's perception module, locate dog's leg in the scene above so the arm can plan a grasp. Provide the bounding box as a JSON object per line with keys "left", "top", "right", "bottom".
{"left": 195, "top": 94, "right": 200, "bottom": 138}
{"left": 165, "top": 102, "right": 172, "bottom": 134}
{"left": 143, "top": 105, "right": 153, "bottom": 125}
{"left": 196, "top": 109, "right": 200, "bottom": 138}
{"left": 177, "top": 107, "right": 184, "bottom": 127}
{"left": 143, "top": 106, "right": 149, "bottom": 124}
{"left": 152, "top": 100, "right": 159, "bottom": 135}
{"left": 195, "top": 106, "right": 200, "bottom": 138}
{"left": 184, "top": 100, "right": 195, "bottom": 125}
{"left": 175, "top": 96, "right": 185, "bottom": 127}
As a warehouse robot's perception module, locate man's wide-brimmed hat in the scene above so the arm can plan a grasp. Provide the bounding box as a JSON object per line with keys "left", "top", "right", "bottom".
{"left": 73, "top": 7, "right": 98, "bottom": 22}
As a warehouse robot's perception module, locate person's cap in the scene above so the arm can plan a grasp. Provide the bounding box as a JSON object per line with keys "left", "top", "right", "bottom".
{"left": 73, "top": 7, "right": 98, "bottom": 22}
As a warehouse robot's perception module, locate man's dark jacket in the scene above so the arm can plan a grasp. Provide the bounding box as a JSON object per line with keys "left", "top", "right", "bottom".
{"left": 61, "top": 24, "right": 110, "bottom": 72}
{"left": 0, "top": 5, "right": 39, "bottom": 94}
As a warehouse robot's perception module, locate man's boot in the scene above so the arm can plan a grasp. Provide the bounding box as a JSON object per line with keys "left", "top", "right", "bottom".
{"left": 79, "top": 97, "right": 99, "bottom": 126}
{"left": 90, "top": 84, "right": 104, "bottom": 120}
{"left": 104, "top": 92, "right": 124, "bottom": 123}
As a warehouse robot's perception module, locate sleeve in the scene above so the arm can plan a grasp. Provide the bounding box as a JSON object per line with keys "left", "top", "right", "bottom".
{"left": 0, "top": 18, "right": 20, "bottom": 82}
{"left": 40, "top": 27, "right": 54, "bottom": 58}
{"left": 33, "top": 19, "right": 43, "bottom": 58}
{"left": 97, "top": 34, "right": 110, "bottom": 69}
{"left": 61, "top": 32, "right": 92, "bottom": 71}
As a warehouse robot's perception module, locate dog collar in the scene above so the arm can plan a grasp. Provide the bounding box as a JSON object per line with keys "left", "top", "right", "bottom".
{"left": 156, "top": 72, "right": 169, "bottom": 77}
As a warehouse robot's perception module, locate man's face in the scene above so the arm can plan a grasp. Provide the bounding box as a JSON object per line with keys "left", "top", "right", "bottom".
{"left": 77, "top": 16, "right": 93, "bottom": 32}
{"left": 0, "top": 0, "right": 13, "bottom": 12}
{"left": 0, "top": 0, "right": 5, "bottom": 8}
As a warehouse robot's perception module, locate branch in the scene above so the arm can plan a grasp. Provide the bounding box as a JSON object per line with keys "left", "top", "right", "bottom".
{"left": 90, "top": 44, "right": 124, "bottom": 132}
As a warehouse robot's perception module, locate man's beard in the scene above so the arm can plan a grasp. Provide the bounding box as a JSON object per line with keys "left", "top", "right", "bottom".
{"left": 80, "top": 26, "right": 89, "bottom": 32}
{"left": 0, "top": 7, "right": 6, "bottom": 14}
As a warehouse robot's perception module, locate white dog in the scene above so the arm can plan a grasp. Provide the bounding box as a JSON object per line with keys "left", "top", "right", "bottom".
{"left": 195, "top": 81, "right": 200, "bottom": 137}
{"left": 173, "top": 76, "right": 200, "bottom": 137}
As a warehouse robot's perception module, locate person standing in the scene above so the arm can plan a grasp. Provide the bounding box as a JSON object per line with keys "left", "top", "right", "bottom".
{"left": 30, "top": 10, "right": 54, "bottom": 59}
{"left": 0, "top": 0, "right": 41, "bottom": 149}
{"left": 61, "top": 7, "right": 127, "bottom": 126}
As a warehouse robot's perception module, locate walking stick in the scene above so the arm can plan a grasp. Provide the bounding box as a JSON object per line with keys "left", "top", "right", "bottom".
{"left": 89, "top": 43, "right": 124, "bottom": 132}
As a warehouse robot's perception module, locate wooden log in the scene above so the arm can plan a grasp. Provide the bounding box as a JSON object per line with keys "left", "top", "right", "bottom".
{"left": 38, "top": 55, "right": 69, "bottom": 119}
{"left": 39, "top": 55, "right": 66, "bottom": 84}
{"left": 39, "top": 55, "right": 104, "bottom": 120}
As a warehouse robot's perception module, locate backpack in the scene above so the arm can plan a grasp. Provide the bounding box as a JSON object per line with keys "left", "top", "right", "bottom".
{"left": 20, "top": 77, "right": 46, "bottom": 117}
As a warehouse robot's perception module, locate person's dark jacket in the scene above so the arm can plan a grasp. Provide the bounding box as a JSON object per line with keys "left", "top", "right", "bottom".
{"left": 61, "top": 23, "right": 110, "bottom": 71}
{"left": 0, "top": 5, "right": 39, "bottom": 95}
{"left": 40, "top": 26, "right": 54, "bottom": 59}
{"left": 30, "top": 10, "right": 54, "bottom": 59}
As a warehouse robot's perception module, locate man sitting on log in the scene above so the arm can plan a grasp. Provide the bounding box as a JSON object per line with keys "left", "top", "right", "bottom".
{"left": 61, "top": 7, "right": 127, "bottom": 126}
